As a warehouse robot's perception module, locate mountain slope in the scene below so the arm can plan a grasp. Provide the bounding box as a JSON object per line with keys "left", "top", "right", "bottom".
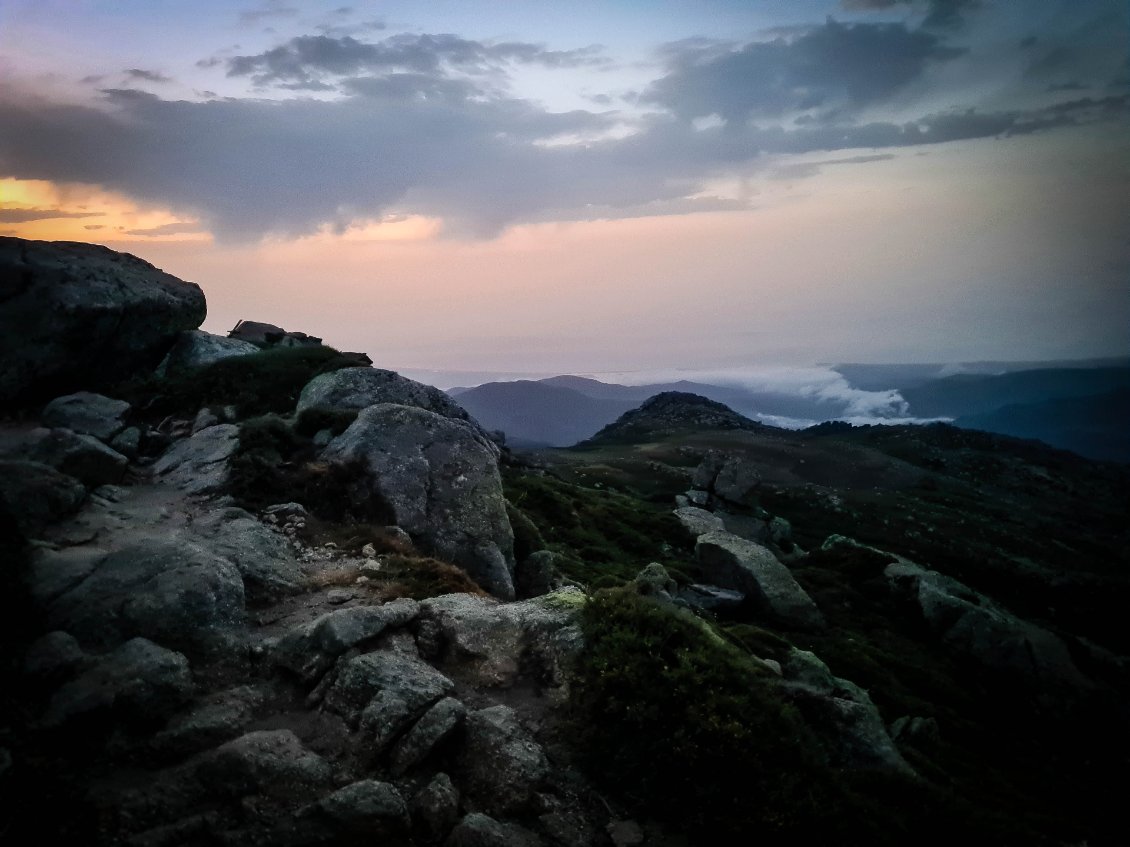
{"left": 902, "top": 367, "right": 1130, "bottom": 418}
{"left": 956, "top": 388, "right": 1130, "bottom": 463}
{"left": 451, "top": 380, "right": 637, "bottom": 446}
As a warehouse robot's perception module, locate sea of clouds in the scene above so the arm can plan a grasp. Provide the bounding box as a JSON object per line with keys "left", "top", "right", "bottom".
{"left": 406, "top": 363, "right": 953, "bottom": 429}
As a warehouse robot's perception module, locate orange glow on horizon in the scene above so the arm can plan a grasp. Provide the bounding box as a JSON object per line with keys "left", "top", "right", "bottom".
{"left": 0, "top": 178, "right": 210, "bottom": 243}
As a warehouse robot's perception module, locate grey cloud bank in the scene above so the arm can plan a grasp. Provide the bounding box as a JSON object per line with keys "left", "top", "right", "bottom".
{"left": 1, "top": 5, "right": 1126, "bottom": 241}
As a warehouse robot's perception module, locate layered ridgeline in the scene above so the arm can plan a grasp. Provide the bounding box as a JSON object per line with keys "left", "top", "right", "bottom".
{"left": 1, "top": 238, "right": 1128, "bottom": 846}
{"left": 452, "top": 363, "right": 1130, "bottom": 460}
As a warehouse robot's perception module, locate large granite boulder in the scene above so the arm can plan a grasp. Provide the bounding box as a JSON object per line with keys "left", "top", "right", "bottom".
{"left": 272, "top": 598, "right": 420, "bottom": 683}
{"left": 323, "top": 651, "right": 454, "bottom": 751}
{"left": 0, "top": 459, "right": 86, "bottom": 536}
{"left": 456, "top": 705, "right": 549, "bottom": 816}
{"left": 156, "top": 330, "right": 259, "bottom": 378}
{"left": 885, "top": 558, "right": 1090, "bottom": 690}
{"left": 42, "top": 538, "right": 246, "bottom": 662}
{"left": 0, "top": 237, "right": 206, "bottom": 404}
{"left": 152, "top": 424, "right": 239, "bottom": 494}
{"left": 30, "top": 428, "right": 128, "bottom": 487}
{"left": 696, "top": 530, "right": 824, "bottom": 630}
{"left": 416, "top": 589, "right": 585, "bottom": 688}
{"left": 41, "top": 392, "right": 130, "bottom": 442}
{"left": 321, "top": 404, "right": 516, "bottom": 598}
{"left": 780, "top": 649, "right": 912, "bottom": 775}
{"left": 42, "top": 637, "right": 193, "bottom": 728}
{"left": 188, "top": 507, "right": 305, "bottom": 604}
{"left": 297, "top": 367, "right": 476, "bottom": 426}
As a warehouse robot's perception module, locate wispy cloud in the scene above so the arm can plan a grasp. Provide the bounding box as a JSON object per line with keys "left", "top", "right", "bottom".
{"left": 0, "top": 208, "right": 102, "bottom": 223}
{"left": 125, "top": 68, "right": 173, "bottom": 84}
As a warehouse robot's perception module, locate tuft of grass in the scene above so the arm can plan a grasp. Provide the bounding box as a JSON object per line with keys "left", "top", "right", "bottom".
{"left": 306, "top": 555, "right": 487, "bottom": 600}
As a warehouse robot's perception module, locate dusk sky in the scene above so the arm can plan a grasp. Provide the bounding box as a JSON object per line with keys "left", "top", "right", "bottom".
{"left": 1, "top": 0, "right": 1127, "bottom": 379}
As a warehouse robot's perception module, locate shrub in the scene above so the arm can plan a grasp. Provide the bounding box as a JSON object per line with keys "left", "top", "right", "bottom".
{"left": 117, "top": 345, "right": 360, "bottom": 419}
{"left": 568, "top": 589, "right": 833, "bottom": 842}
{"left": 228, "top": 415, "right": 393, "bottom": 522}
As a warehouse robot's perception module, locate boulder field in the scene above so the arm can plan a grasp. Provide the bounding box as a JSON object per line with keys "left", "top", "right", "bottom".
{"left": 2, "top": 238, "right": 1124, "bottom": 846}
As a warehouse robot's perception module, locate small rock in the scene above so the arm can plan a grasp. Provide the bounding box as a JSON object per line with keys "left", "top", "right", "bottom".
{"left": 326, "top": 589, "right": 353, "bottom": 605}
{"left": 109, "top": 426, "right": 142, "bottom": 459}
{"left": 193, "top": 729, "right": 333, "bottom": 800}
{"left": 24, "top": 630, "right": 87, "bottom": 681}
{"left": 191, "top": 408, "right": 220, "bottom": 434}
{"left": 446, "top": 813, "right": 544, "bottom": 847}
{"left": 316, "top": 779, "right": 409, "bottom": 833}
{"left": 390, "top": 696, "right": 466, "bottom": 776}
{"left": 361, "top": 543, "right": 377, "bottom": 559}
{"left": 412, "top": 772, "right": 460, "bottom": 842}
{"left": 607, "top": 819, "right": 645, "bottom": 847}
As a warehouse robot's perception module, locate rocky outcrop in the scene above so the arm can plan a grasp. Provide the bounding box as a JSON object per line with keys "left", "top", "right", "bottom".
{"left": 152, "top": 424, "right": 239, "bottom": 494}
{"left": 456, "top": 705, "right": 550, "bottom": 816}
{"left": 30, "top": 428, "right": 128, "bottom": 487}
{"left": 885, "top": 558, "right": 1090, "bottom": 691}
{"left": 41, "top": 539, "right": 246, "bottom": 662}
{"left": 416, "top": 589, "right": 585, "bottom": 689}
{"left": 696, "top": 530, "right": 824, "bottom": 629}
{"left": 42, "top": 637, "right": 193, "bottom": 728}
{"left": 0, "top": 459, "right": 86, "bottom": 536}
{"left": 321, "top": 404, "right": 517, "bottom": 598}
{"left": 188, "top": 507, "right": 305, "bottom": 604}
{"left": 297, "top": 366, "right": 477, "bottom": 425}
{"left": 780, "top": 649, "right": 912, "bottom": 775}
{"left": 0, "top": 237, "right": 206, "bottom": 404}
{"left": 692, "top": 452, "right": 762, "bottom": 507}
{"left": 40, "top": 392, "right": 130, "bottom": 441}
{"left": 272, "top": 598, "right": 420, "bottom": 683}
{"left": 156, "top": 330, "right": 259, "bottom": 377}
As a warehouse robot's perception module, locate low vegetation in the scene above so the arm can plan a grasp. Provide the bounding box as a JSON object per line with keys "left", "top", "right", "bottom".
{"left": 114, "top": 345, "right": 360, "bottom": 419}
{"left": 502, "top": 468, "right": 696, "bottom": 587}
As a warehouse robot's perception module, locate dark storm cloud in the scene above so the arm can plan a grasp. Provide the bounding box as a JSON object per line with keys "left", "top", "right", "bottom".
{"left": 0, "top": 208, "right": 101, "bottom": 223}
{"left": 3, "top": 7, "right": 1126, "bottom": 245}
{"left": 224, "top": 33, "right": 607, "bottom": 90}
{"left": 841, "top": 0, "right": 980, "bottom": 30}
{"left": 643, "top": 21, "right": 963, "bottom": 122}
{"left": 1, "top": 79, "right": 1122, "bottom": 242}
{"left": 125, "top": 69, "right": 173, "bottom": 84}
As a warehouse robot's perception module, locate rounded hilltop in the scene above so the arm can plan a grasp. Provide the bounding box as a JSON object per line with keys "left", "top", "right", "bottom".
{"left": 583, "top": 390, "right": 763, "bottom": 444}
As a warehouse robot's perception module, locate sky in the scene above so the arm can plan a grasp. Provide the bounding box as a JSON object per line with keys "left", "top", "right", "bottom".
{"left": 1, "top": 0, "right": 1127, "bottom": 380}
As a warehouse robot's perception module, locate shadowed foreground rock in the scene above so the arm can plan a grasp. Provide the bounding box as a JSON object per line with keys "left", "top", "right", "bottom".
{"left": 0, "top": 237, "right": 206, "bottom": 404}
{"left": 322, "top": 403, "right": 517, "bottom": 598}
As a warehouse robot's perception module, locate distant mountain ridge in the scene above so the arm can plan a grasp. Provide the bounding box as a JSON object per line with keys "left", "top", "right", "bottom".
{"left": 452, "top": 380, "right": 636, "bottom": 447}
